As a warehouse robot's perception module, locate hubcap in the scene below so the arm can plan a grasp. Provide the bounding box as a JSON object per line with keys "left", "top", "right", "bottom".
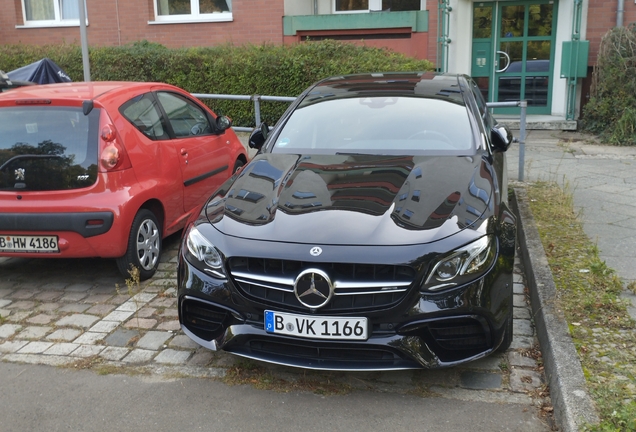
{"left": 136, "top": 219, "right": 160, "bottom": 271}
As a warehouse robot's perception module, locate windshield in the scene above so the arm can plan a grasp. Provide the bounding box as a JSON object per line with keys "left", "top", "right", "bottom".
{"left": 272, "top": 96, "right": 475, "bottom": 156}
{"left": 0, "top": 106, "right": 99, "bottom": 191}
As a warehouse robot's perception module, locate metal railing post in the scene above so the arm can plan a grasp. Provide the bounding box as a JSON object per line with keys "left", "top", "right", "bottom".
{"left": 252, "top": 95, "right": 262, "bottom": 127}
{"left": 518, "top": 100, "right": 527, "bottom": 182}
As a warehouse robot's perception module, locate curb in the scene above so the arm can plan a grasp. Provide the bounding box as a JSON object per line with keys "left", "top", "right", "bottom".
{"left": 512, "top": 187, "right": 599, "bottom": 431}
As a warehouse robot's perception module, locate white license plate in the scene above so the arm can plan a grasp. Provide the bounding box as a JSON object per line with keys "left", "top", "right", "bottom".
{"left": 0, "top": 235, "right": 59, "bottom": 253}
{"left": 265, "top": 310, "right": 368, "bottom": 341}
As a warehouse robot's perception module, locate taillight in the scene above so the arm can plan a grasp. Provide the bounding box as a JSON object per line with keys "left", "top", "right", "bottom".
{"left": 98, "top": 111, "right": 131, "bottom": 171}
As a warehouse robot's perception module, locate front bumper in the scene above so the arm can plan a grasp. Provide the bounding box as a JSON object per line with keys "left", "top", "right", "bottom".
{"left": 177, "top": 251, "right": 513, "bottom": 371}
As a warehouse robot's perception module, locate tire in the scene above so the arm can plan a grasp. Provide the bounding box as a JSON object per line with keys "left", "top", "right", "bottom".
{"left": 232, "top": 158, "right": 244, "bottom": 174}
{"left": 116, "top": 209, "right": 161, "bottom": 281}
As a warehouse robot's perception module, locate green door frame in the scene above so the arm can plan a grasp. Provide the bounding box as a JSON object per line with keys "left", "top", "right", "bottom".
{"left": 471, "top": 0, "right": 558, "bottom": 115}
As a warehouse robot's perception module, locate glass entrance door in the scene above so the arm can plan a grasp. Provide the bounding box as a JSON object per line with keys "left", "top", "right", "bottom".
{"left": 471, "top": 1, "right": 558, "bottom": 115}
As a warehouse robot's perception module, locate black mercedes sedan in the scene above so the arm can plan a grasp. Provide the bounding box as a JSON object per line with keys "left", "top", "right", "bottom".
{"left": 177, "top": 72, "right": 517, "bottom": 371}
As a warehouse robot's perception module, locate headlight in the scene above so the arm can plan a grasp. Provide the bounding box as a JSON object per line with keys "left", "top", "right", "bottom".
{"left": 185, "top": 225, "right": 226, "bottom": 278}
{"left": 424, "top": 235, "right": 495, "bottom": 291}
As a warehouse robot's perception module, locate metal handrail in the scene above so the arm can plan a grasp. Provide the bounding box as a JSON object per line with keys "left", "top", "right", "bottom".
{"left": 193, "top": 92, "right": 528, "bottom": 182}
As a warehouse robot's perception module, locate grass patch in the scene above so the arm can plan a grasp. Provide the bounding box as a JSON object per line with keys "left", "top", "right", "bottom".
{"left": 223, "top": 360, "right": 352, "bottom": 395}
{"left": 526, "top": 181, "right": 636, "bottom": 431}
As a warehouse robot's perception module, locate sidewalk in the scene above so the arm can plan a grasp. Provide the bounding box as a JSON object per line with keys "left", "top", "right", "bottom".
{"left": 507, "top": 130, "right": 636, "bottom": 286}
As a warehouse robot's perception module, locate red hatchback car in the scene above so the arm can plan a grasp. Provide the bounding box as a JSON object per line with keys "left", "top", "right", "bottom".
{"left": 0, "top": 81, "right": 248, "bottom": 279}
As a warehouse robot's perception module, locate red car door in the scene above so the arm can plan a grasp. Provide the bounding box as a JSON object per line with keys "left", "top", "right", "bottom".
{"left": 155, "top": 91, "right": 231, "bottom": 213}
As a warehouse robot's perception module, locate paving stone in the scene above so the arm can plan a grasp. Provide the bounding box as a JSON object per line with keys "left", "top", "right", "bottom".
{"left": 513, "top": 307, "right": 531, "bottom": 320}
{"left": 0, "top": 323, "right": 22, "bottom": 338}
{"left": 169, "top": 335, "right": 199, "bottom": 349}
{"left": 5, "top": 311, "right": 33, "bottom": 322}
{"left": 466, "top": 355, "right": 504, "bottom": 371}
{"left": 100, "top": 346, "right": 130, "bottom": 361}
{"left": 44, "top": 343, "right": 80, "bottom": 356}
{"left": 0, "top": 340, "right": 29, "bottom": 353}
{"left": 85, "top": 304, "right": 116, "bottom": 316}
{"left": 510, "top": 336, "right": 534, "bottom": 350}
{"left": 508, "top": 351, "right": 539, "bottom": 368}
{"left": 4, "top": 353, "right": 71, "bottom": 366}
{"left": 71, "top": 345, "right": 105, "bottom": 358}
{"left": 513, "top": 273, "right": 524, "bottom": 284}
{"left": 124, "top": 318, "right": 157, "bottom": 329}
{"left": 513, "top": 319, "right": 534, "bottom": 337}
{"left": 60, "top": 292, "right": 89, "bottom": 302}
{"left": 19, "top": 326, "right": 52, "bottom": 339}
{"left": 131, "top": 293, "right": 157, "bottom": 304}
{"left": 102, "top": 310, "right": 135, "bottom": 323}
{"left": 73, "top": 332, "right": 107, "bottom": 345}
{"left": 91, "top": 286, "right": 119, "bottom": 295}
{"left": 82, "top": 294, "right": 114, "bottom": 304}
{"left": 187, "top": 350, "right": 215, "bottom": 366}
{"left": 155, "top": 349, "right": 191, "bottom": 364}
{"left": 513, "top": 294, "right": 527, "bottom": 308}
{"left": 150, "top": 298, "right": 176, "bottom": 308}
{"left": 89, "top": 321, "right": 120, "bottom": 333}
{"left": 32, "top": 291, "right": 64, "bottom": 301}
{"left": 513, "top": 282, "right": 526, "bottom": 295}
{"left": 0, "top": 299, "right": 12, "bottom": 308}
{"left": 9, "top": 290, "right": 37, "bottom": 300}
{"left": 36, "top": 303, "right": 61, "bottom": 312}
{"left": 136, "top": 331, "right": 171, "bottom": 350}
{"left": 58, "top": 303, "right": 91, "bottom": 313}
{"left": 135, "top": 307, "right": 156, "bottom": 318}
{"left": 0, "top": 309, "right": 11, "bottom": 318}
{"left": 0, "top": 285, "right": 16, "bottom": 293}
{"left": 460, "top": 371, "right": 503, "bottom": 390}
{"left": 41, "top": 282, "right": 69, "bottom": 291}
{"left": 122, "top": 348, "right": 155, "bottom": 363}
{"left": 163, "top": 288, "right": 177, "bottom": 297}
{"left": 64, "top": 283, "right": 93, "bottom": 292}
{"left": 26, "top": 314, "right": 54, "bottom": 325}
{"left": 160, "top": 309, "right": 178, "bottom": 318}
{"left": 56, "top": 314, "right": 100, "bottom": 328}
{"left": 104, "top": 328, "right": 140, "bottom": 347}
{"left": 7, "top": 300, "right": 36, "bottom": 310}
{"left": 18, "top": 341, "right": 54, "bottom": 354}
{"left": 116, "top": 301, "right": 145, "bottom": 312}
{"left": 509, "top": 368, "right": 543, "bottom": 393}
{"left": 46, "top": 328, "right": 82, "bottom": 341}
{"left": 108, "top": 294, "right": 131, "bottom": 305}
{"left": 156, "top": 320, "right": 180, "bottom": 331}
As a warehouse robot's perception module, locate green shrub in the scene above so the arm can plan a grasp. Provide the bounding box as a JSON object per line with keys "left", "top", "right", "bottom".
{"left": 583, "top": 24, "right": 636, "bottom": 145}
{"left": 0, "top": 40, "right": 434, "bottom": 127}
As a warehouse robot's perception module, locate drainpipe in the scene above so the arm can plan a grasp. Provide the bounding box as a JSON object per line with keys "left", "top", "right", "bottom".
{"left": 314, "top": 0, "right": 318, "bottom": 15}
{"left": 437, "top": 0, "right": 452, "bottom": 73}
{"left": 617, "top": 0, "right": 624, "bottom": 26}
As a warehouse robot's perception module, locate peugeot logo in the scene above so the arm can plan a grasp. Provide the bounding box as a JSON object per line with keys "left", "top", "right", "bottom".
{"left": 294, "top": 269, "right": 333, "bottom": 309}
{"left": 15, "top": 168, "right": 25, "bottom": 181}
{"left": 310, "top": 246, "right": 322, "bottom": 257}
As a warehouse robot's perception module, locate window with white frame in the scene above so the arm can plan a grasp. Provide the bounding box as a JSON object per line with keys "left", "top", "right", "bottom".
{"left": 334, "top": 0, "right": 422, "bottom": 13}
{"left": 22, "top": 0, "right": 85, "bottom": 26}
{"left": 153, "top": 0, "right": 232, "bottom": 23}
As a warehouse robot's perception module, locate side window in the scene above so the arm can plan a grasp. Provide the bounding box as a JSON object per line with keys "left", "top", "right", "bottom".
{"left": 156, "top": 92, "right": 212, "bottom": 138}
{"left": 470, "top": 78, "right": 493, "bottom": 129}
{"left": 120, "top": 93, "right": 168, "bottom": 141}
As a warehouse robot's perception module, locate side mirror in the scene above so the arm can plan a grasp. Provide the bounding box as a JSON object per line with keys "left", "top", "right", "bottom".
{"left": 249, "top": 122, "right": 269, "bottom": 149}
{"left": 491, "top": 124, "right": 513, "bottom": 152}
{"left": 215, "top": 115, "right": 232, "bottom": 132}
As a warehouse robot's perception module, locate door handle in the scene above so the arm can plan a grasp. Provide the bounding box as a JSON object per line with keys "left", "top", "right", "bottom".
{"left": 180, "top": 148, "right": 188, "bottom": 156}
{"left": 495, "top": 51, "right": 511, "bottom": 73}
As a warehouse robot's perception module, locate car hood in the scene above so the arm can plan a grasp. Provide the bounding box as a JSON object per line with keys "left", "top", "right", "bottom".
{"left": 205, "top": 153, "right": 494, "bottom": 246}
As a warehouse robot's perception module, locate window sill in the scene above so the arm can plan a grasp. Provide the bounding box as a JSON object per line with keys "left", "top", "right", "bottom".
{"left": 16, "top": 21, "right": 87, "bottom": 29}
{"left": 149, "top": 14, "right": 233, "bottom": 25}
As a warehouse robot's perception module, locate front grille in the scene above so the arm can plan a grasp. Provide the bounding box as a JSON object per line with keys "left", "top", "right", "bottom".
{"left": 227, "top": 257, "right": 416, "bottom": 312}
{"left": 181, "top": 298, "right": 230, "bottom": 341}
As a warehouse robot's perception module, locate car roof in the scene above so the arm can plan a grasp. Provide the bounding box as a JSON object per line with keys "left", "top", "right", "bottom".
{"left": 304, "top": 72, "right": 467, "bottom": 106}
{"left": 0, "top": 81, "right": 177, "bottom": 102}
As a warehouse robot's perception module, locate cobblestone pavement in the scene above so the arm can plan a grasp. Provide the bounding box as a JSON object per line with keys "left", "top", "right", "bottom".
{"left": 0, "top": 235, "right": 552, "bottom": 429}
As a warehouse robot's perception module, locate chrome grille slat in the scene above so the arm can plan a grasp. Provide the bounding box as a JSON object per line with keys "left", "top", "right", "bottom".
{"left": 228, "top": 257, "right": 416, "bottom": 312}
